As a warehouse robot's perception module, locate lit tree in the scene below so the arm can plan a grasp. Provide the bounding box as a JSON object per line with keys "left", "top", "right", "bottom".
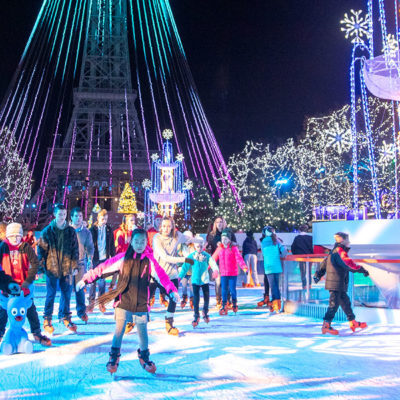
{"left": 191, "top": 186, "right": 215, "bottom": 233}
{"left": 0, "top": 129, "right": 31, "bottom": 221}
{"left": 117, "top": 183, "right": 138, "bottom": 213}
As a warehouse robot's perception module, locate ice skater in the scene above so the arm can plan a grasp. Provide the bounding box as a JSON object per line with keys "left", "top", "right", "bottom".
{"left": 76, "top": 228, "right": 181, "bottom": 375}
{"left": 178, "top": 231, "right": 195, "bottom": 309}
{"left": 212, "top": 229, "right": 247, "bottom": 315}
{"left": 178, "top": 236, "right": 219, "bottom": 327}
{"left": 313, "top": 232, "right": 369, "bottom": 335}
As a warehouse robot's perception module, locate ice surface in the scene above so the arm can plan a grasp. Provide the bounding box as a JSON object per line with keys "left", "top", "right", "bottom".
{"left": 0, "top": 285, "right": 399, "bottom": 400}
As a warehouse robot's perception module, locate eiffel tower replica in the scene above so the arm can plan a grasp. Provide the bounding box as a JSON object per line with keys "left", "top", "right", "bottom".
{"left": 38, "top": 0, "right": 149, "bottom": 225}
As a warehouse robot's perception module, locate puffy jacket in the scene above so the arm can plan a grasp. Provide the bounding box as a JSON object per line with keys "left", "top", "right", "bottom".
{"left": 82, "top": 246, "right": 178, "bottom": 311}
{"left": 0, "top": 240, "right": 39, "bottom": 286}
{"left": 291, "top": 234, "right": 313, "bottom": 255}
{"left": 212, "top": 244, "right": 246, "bottom": 277}
{"left": 316, "top": 244, "right": 361, "bottom": 291}
{"left": 178, "top": 251, "right": 219, "bottom": 285}
{"left": 38, "top": 220, "right": 79, "bottom": 278}
{"left": 261, "top": 237, "right": 286, "bottom": 275}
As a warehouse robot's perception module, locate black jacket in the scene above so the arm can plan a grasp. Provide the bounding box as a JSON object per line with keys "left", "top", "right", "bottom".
{"left": 38, "top": 220, "right": 79, "bottom": 278}
{"left": 90, "top": 223, "right": 116, "bottom": 263}
{"left": 206, "top": 230, "right": 237, "bottom": 255}
{"left": 291, "top": 234, "right": 313, "bottom": 255}
{"left": 242, "top": 237, "right": 258, "bottom": 256}
{"left": 0, "top": 270, "right": 14, "bottom": 292}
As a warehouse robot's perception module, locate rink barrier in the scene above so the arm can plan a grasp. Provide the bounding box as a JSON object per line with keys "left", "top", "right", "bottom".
{"left": 284, "top": 254, "right": 400, "bottom": 263}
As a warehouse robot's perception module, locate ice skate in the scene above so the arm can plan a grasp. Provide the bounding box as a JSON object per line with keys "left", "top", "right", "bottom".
{"left": 202, "top": 311, "right": 210, "bottom": 324}
{"left": 322, "top": 321, "right": 339, "bottom": 335}
{"left": 160, "top": 294, "right": 169, "bottom": 308}
{"left": 99, "top": 303, "right": 106, "bottom": 313}
{"left": 149, "top": 296, "right": 155, "bottom": 307}
{"left": 216, "top": 299, "right": 222, "bottom": 310}
{"left": 165, "top": 317, "right": 179, "bottom": 336}
{"left": 189, "top": 296, "right": 194, "bottom": 310}
{"left": 257, "top": 294, "right": 270, "bottom": 308}
{"left": 232, "top": 304, "right": 238, "bottom": 314}
{"left": 43, "top": 318, "right": 54, "bottom": 335}
{"left": 138, "top": 348, "right": 156, "bottom": 373}
{"left": 192, "top": 316, "right": 200, "bottom": 328}
{"left": 219, "top": 305, "right": 228, "bottom": 316}
{"left": 106, "top": 347, "right": 120, "bottom": 375}
{"left": 63, "top": 317, "right": 78, "bottom": 333}
{"left": 180, "top": 294, "right": 188, "bottom": 309}
{"left": 125, "top": 322, "right": 135, "bottom": 334}
{"left": 80, "top": 313, "right": 89, "bottom": 323}
{"left": 33, "top": 332, "right": 52, "bottom": 347}
{"left": 349, "top": 320, "right": 367, "bottom": 333}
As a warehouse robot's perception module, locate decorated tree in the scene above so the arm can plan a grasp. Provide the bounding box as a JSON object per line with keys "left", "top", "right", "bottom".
{"left": 117, "top": 183, "right": 138, "bottom": 214}
{"left": 0, "top": 128, "right": 31, "bottom": 221}
{"left": 191, "top": 186, "right": 215, "bottom": 233}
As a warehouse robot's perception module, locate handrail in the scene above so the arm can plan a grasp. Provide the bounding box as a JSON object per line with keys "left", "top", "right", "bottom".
{"left": 284, "top": 254, "right": 400, "bottom": 264}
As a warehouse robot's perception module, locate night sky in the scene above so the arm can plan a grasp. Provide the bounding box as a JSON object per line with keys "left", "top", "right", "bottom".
{"left": 0, "top": 0, "right": 364, "bottom": 157}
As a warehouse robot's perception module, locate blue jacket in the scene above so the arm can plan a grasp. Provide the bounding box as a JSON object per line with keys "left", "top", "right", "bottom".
{"left": 178, "top": 251, "right": 218, "bottom": 285}
{"left": 261, "top": 237, "right": 286, "bottom": 274}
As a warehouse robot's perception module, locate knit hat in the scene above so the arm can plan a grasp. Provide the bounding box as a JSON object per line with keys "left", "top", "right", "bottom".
{"left": 246, "top": 230, "right": 253, "bottom": 237}
{"left": 221, "top": 228, "right": 232, "bottom": 241}
{"left": 182, "top": 230, "right": 194, "bottom": 243}
{"left": 262, "top": 226, "right": 274, "bottom": 237}
{"left": 6, "top": 222, "right": 23, "bottom": 238}
{"left": 335, "top": 232, "right": 349, "bottom": 240}
{"left": 192, "top": 235, "right": 205, "bottom": 245}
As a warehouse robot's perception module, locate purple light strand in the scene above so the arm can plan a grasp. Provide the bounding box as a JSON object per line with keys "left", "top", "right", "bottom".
{"left": 124, "top": 89, "right": 134, "bottom": 182}
{"left": 63, "top": 121, "right": 77, "bottom": 203}
{"left": 86, "top": 117, "right": 94, "bottom": 219}
{"left": 108, "top": 104, "right": 113, "bottom": 190}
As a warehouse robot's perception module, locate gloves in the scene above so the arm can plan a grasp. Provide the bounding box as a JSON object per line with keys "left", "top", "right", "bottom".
{"left": 211, "top": 270, "right": 219, "bottom": 280}
{"left": 169, "top": 291, "right": 181, "bottom": 304}
{"left": 21, "top": 287, "right": 31, "bottom": 296}
{"left": 313, "top": 275, "right": 320, "bottom": 284}
{"left": 7, "top": 282, "right": 21, "bottom": 296}
{"left": 185, "top": 258, "right": 195, "bottom": 266}
{"left": 76, "top": 280, "right": 86, "bottom": 291}
{"left": 358, "top": 266, "right": 369, "bottom": 277}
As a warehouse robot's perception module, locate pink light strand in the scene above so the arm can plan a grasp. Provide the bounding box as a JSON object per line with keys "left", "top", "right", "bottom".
{"left": 108, "top": 105, "right": 113, "bottom": 189}
{"left": 124, "top": 89, "right": 134, "bottom": 182}
{"left": 85, "top": 117, "right": 93, "bottom": 219}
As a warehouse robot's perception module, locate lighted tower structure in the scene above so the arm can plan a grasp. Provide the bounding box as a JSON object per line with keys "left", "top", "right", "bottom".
{"left": 43, "top": 0, "right": 148, "bottom": 219}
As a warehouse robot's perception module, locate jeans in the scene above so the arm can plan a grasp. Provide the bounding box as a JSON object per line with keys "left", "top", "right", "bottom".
{"left": 324, "top": 290, "right": 355, "bottom": 322}
{"left": 181, "top": 275, "right": 193, "bottom": 297}
{"left": 149, "top": 280, "right": 167, "bottom": 299}
{"left": 167, "top": 279, "right": 179, "bottom": 314}
{"left": 112, "top": 307, "right": 149, "bottom": 350}
{"left": 0, "top": 300, "right": 41, "bottom": 336}
{"left": 245, "top": 254, "right": 259, "bottom": 285}
{"left": 192, "top": 284, "right": 210, "bottom": 318}
{"left": 299, "top": 262, "right": 312, "bottom": 289}
{"left": 220, "top": 276, "right": 237, "bottom": 306}
{"left": 44, "top": 275, "right": 72, "bottom": 319}
{"left": 89, "top": 259, "right": 106, "bottom": 304}
{"left": 267, "top": 273, "right": 281, "bottom": 301}
{"left": 263, "top": 274, "right": 270, "bottom": 297}
{"left": 58, "top": 274, "right": 86, "bottom": 319}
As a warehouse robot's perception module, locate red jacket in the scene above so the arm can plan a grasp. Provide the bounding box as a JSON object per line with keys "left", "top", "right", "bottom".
{"left": 212, "top": 244, "right": 247, "bottom": 277}
{"left": 0, "top": 240, "right": 39, "bottom": 286}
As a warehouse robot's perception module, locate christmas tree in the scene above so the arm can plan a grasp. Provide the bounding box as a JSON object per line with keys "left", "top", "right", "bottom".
{"left": 118, "top": 183, "right": 138, "bottom": 213}
{"left": 191, "top": 186, "right": 215, "bottom": 233}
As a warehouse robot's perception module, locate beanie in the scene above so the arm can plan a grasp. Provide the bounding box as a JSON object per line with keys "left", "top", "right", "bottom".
{"left": 221, "top": 228, "right": 232, "bottom": 241}
{"left": 6, "top": 223, "right": 23, "bottom": 238}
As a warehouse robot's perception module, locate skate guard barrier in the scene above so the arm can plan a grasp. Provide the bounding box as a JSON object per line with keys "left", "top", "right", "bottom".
{"left": 281, "top": 254, "right": 400, "bottom": 324}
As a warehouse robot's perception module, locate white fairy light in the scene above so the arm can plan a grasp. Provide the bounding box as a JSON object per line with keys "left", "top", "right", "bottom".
{"left": 340, "top": 9, "right": 369, "bottom": 44}
{"left": 162, "top": 129, "right": 173, "bottom": 140}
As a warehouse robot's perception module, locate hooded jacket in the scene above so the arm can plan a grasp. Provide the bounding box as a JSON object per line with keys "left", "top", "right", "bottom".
{"left": 261, "top": 236, "right": 287, "bottom": 275}
{"left": 38, "top": 220, "right": 79, "bottom": 278}
{"left": 178, "top": 251, "right": 219, "bottom": 285}
{"left": 212, "top": 244, "right": 247, "bottom": 277}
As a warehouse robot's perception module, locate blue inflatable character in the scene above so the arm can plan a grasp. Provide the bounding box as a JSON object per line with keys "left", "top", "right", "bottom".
{"left": 0, "top": 291, "right": 34, "bottom": 355}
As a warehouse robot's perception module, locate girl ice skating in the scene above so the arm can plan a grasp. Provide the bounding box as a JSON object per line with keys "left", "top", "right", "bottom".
{"left": 76, "top": 228, "right": 181, "bottom": 375}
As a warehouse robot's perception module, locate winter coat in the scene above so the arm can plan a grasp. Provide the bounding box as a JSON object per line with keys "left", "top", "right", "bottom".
{"left": 152, "top": 233, "right": 186, "bottom": 280}
{"left": 0, "top": 269, "right": 14, "bottom": 292}
{"left": 73, "top": 225, "right": 94, "bottom": 281}
{"left": 317, "top": 244, "right": 362, "bottom": 292}
{"left": 291, "top": 233, "right": 313, "bottom": 255}
{"left": 90, "top": 223, "right": 116, "bottom": 263}
{"left": 212, "top": 244, "right": 247, "bottom": 277}
{"left": 0, "top": 240, "right": 39, "bottom": 286}
{"left": 82, "top": 246, "right": 178, "bottom": 311}
{"left": 261, "top": 237, "right": 287, "bottom": 275}
{"left": 242, "top": 237, "right": 258, "bottom": 257}
{"left": 178, "top": 251, "right": 219, "bottom": 285}
{"left": 38, "top": 220, "right": 79, "bottom": 279}
{"left": 206, "top": 230, "right": 237, "bottom": 255}
{"left": 114, "top": 227, "right": 133, "bottom": 254}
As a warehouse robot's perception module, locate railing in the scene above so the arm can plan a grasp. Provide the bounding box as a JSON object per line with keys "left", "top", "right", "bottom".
{"left": 281, "top": 254, "right": 400, "bottom": 320}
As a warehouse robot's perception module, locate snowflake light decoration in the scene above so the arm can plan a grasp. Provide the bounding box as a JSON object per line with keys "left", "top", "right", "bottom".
{"left": 162, "top": 129, "right": 173, "bottom": 140}
{"left": 340, "top": 9, "right": 369, "bottom": 44}
{"left": 378, "top": 140, "right": 395, "bottom": 165}
{"left": 176, "top": 153, "right": 184, "bottom": 162}
{"left": 151, "top": 153, "right": 159, "bottom": 162}
{"left": 382, "top": 33, "right": 399, "bottom": 56}
{"left": 183, "top": 179, "right": 193, "bottom": 191}
{"left": 142, "top": 179, "right": 152, "bottom": 189}
{"left": 325, "top": 125, "right": 352, "bottom": 154}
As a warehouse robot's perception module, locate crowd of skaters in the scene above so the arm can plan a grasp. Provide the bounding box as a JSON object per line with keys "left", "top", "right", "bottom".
{"left": 0, "top": 207, "right": 370, "bottom": 374}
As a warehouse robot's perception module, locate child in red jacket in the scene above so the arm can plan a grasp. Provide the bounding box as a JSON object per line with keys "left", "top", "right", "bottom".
{"left": 0, "top": 223, "right": 51, "bottom": 346}
{"left": 212, "top": 229, "right": 247, "bottom": 315}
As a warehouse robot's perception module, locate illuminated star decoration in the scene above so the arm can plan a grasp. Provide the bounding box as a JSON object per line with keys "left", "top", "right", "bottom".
{"left": 176, "top": 153, "right": 184, "bottom": 162}
{"left": 142, "top": 178, "right": 152, "bottom": 189}
{"left": 151, "top": 153, "right": 159, "bottom": 162}
{"left": 340, "top": 9, "right": 369, "bottom": 44}
{"left": 183, "top": 179, "right": 193, "bottom": 191}
{"left": 162, "top": 129, "right": 174, "bottom": 140}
